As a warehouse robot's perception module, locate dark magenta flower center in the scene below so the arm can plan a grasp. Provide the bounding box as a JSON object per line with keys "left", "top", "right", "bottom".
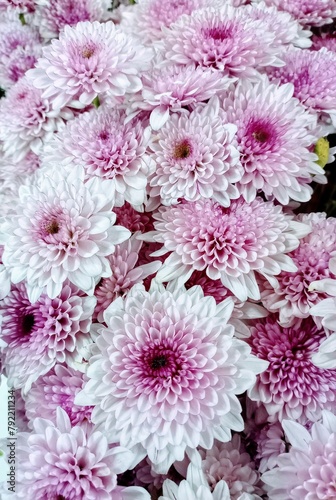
{"left": 21, "top": 313, "right": 35, "bottom": 335}
{"left": 150, "top": 355, "right": 168, "bottom": 370}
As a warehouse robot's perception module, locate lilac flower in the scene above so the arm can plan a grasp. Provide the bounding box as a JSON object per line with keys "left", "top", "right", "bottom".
{"left": 46, "top": 107, "right": 152, "bottom": 206}
{"left": 268, "top": 48, "right": 336, "bottom": 126}
{"left": 262, "top": 411, "right": 336, "bottom": 499}
{"left": 0, "top": 14, "right": 42, "bottom": 90}
{"left": 25, "top": 364, "right": 93, "bottom": 425}
{"left": 163, "top": 5, "right": 283, "bottom": 79}
{"left": 0, "top": 165, "right": 131, "bottom": 301}
{"left": 0, "top": 76, "right": 70, "bottom": 162}
{"left": 221, "top": 77, "right": 322, "bottom": 204}
{"left": 0, "top": 282, "right": 96, "bottom": 392}
{"left": 261, "top": 213, "right": 336, "bottom": 326}
{"left": 129, "top": 63, "right": 232, "bottom": 130}
{"left": 8, "top": 407, "right": 150, "bottom": 499}
{"left": 75, "top": 282, "right": 267, "bottom": 473}
{"left": 248, "top": 315, "right": 336, "bottom": 424}
{"left": 143, "top": 197, "right": 310, "bottom": 302}
{"left": 149, "top": 97, "right": 241, "bottom": 206}
{"left": 28, "top": 21, "right": 152, "bottom": 109}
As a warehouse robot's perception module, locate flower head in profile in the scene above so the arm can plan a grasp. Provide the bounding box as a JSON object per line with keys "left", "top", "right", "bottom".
{"left": 248, "top": 315, "right": 336, "bottom": 424}
{"left": 130, "top": 63, "right": 232, "bottom": 130}
{"left": 261, "top": 213, "right": 336, "bottom": 325}
{"left": 221, "top": 77, "right": 322, "bottom": 204}
{"left": 0, "top": 165, "right": 131, "bottom": 301}
{"left": 28, "top": 20, "right": 152, "bottom": 109}
{"left": 24, "top": 364, "right": 93, "bottom": 425}
{"left": 34, "top": 0, "right": 110, "bottom": 39}
{"left": 163, "top": 5, "right": 282, "bottom": 79}
{"left": 268, "top": 48, "right": 336, "bottom": 126}
{"left": 75, "top": 282, "right": 267, "bottom": 473}
{"left": 149, "top": 97, "right": 241, "bottom": 206}
{"left": 143, "top": 197, "right": 310, "bottom": 302}
{"left": 0, "top": 282, "right": 96, "bottom": 392}
{"left": 47, "top": 107, "right": 152, "bottom": 205}
{"left": 0, "top": 76, "right": 68, "bottom": 162}
{"left": 258, "top": 0, "right": 336, "bottom": 27}
{"left": 9, "top": 407, "right": 149, "bottom": 499}
{"left": 0, "top": 15, "right": 42, "bottom": 90}
{"left": 262, "top": 411, "right": 336, "bottom": 499}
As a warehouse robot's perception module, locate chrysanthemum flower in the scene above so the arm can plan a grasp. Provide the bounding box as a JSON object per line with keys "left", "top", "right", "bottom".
{"left": 268, "top": 48, "right": 336, "bottom": 126}
{"left": 121, "top": 0, "right": 221, "bottom": 44}
{"left": 25, "top": 364, "right": 93, "bottom": 425}
{"left": 0, "top": 15, "right": 42, "bottom": 90}
{"left": 255, "top": 422, "right": 286, "bottom": 473}
{"left": 9, "top": 407, "right": 150, "bottom": 499}
{"left": 0, "top": 76, "right": 70, "bottom": 163}
{"left": 0, "top": 165, "right": 131, "bottom": 301}
{"left": 163, "top": 5, "right": 283, "bottom": 79}
{"left": 160, "top": 460, "right": 233, "bottom": 500}
{"left": 261, "top": 213, "right": 336, "bottom": 326}
{"left": 129, "top": 63, "right": 232, "bottom": 130}
{"left": 262, "top": 410, "right": 336, "bottom": 499}
{"left": 75, "top": 282, "right": 267, "bottom": 473}
{"left": 242, "top": 1, "right": 312, "bottom": 48}
{"left": 114, "top": 202, "right": 155, "bottom": 233}
{"left": 34, "top": 0, "right": 110, "bottom": 39}
{"left": 46, "top": 107, "right": 152, "bottom": 206}
{"left": 143, "top": 197, "right": 310, "bottom": 302}
{"left": 312, "top": 32, "right": 336, "bottom": 52}
{"left": 149, "top": 97, "right": 241, "bottom": 206}
{"left": 0, "top": 0, "right": 35, "bottom": 13}
{"left": 197, "top": 435, "right": 263, "bottom": 499}
{"left": 0, "top": 281, "right": 96, "bottom": 392}
{"left": 28, "top": 21, "right": 152, "bottom": 109}
{"left": 257, "top": 0, "right": 336, "bottom": 27}
{"left": 94, "top": 235, "right": 161, "bottom": 321}
{"left": 221, "top": 77, "right": 322, "bottom": 204}
{"left": 248, "top": 315, "right": 336, "bottom": 424}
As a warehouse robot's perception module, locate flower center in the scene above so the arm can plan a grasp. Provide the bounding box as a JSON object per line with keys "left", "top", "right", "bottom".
{"left": 150, "top": 355, "right": 168, "bottom": 370}
{"left": 174, "top": 140, "right": 192, "bottom": 159}
{"left": 82, "top": 45, "right": 95, "bottom": 59}
{"left": 203, "top": 26, "right": 232, "bottom": 41}
{"left": 252, "top": 129, "right": 270, "bottom": 143}
{"left": 21, "top": 313, "right": 35, "bottom": 335}
{"left": 45, "top": 220, "right": 60, "bottom": 235}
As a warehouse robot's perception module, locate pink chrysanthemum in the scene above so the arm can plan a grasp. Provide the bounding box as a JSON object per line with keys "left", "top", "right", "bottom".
{"left": 258, "top": 0, "right": 336, "bottom": 27}
{"left": 94, "top": 235, "right": 161, "bottom": 321}
{"left": 0, "top": 282, "right": 96, "bottom": 392}
{"left": 25, "top": 364, "right": 93, "bottom": 425}
{"left": 28, "top": 21, "right": 151, "bottom": 109}
{"left": 0, "top": 165, "right": 131, "bottom": 301}
{"left": 75, "top": 283, "right": 267, "bottom": 473}
{"left": 262, "top": 411, "right": 336, "bottom": 499}
{"left": 255, "top": 422, "right": 286, "bottom": 474}
{"left": 149, "top": 97, "right": 241, "bottom": 206}
{"left": 248, "top": 315, "right": 336, "bottom": 424}
{"left": 243, "top": 1, "right": 312, "bottom": 48}
{"left": 114, "top": 202, "right": 155, "bottom": 234}
{"left": 221, "top": 77, "right": 322, "bottom": 204}
{"left": 143, "top": 197, "right": 310, "bottom": 302}
{"left": 261, "top": 213, "right": 336, "bottom": 326}
{"left": 268, "top": 48, "right": 336, "bottom": 126}
{"left": 121, "top": 0, "right": 221, "bottom": 44}
{"left": 129, "top": 63, "right": 232, "bottom": 130}
{"left": 0, "top": 0, "right": 35, "bottom": 13}
{"left": 7, "top": 407, "right": 149, "bottom": 499}
{"left": 47, "top": 107, "right": 152, "bottom": 206}
{"left": 0, "top": 15, "right": 42, "bottom": 90}
{"left": 163, "top": 5, "right": 283, "bottom": 79}
{"left": 0, "top": 76, "right": 70, "bottom": 163}
{"left": 34, "top": 0, "right": 110, "bottom": 39}
{"left": 198, "top": 435, "right": 263, "bottom": 499}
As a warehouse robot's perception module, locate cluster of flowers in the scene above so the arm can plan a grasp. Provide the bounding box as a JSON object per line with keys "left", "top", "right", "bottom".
{"left": 1, "top": 0, "right": 336, "bottom": 498}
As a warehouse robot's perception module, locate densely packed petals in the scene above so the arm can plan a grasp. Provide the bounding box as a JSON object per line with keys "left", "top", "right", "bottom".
{"left": 257, "top": 0, "right": 336, "bottom": 27}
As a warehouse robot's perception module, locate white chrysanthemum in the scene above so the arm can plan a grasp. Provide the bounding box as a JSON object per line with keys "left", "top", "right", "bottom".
{"left": 75, "top": 282, "right": 267, "bottom": 473}
{"left": 149, "top": 97, "right": 242, "bottom": 206}
{"left": 0, "top": 165, "right": 131, "bottom": 302}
